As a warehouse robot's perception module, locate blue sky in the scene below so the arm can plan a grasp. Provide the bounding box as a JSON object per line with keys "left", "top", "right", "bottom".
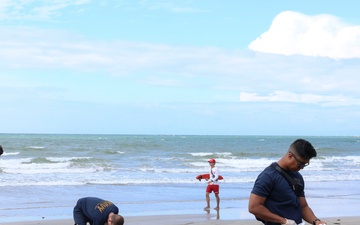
{"left": 1, "top": 0, "right": 360, "bottom": 135}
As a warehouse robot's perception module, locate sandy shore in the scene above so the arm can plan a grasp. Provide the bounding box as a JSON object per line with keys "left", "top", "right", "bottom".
{"left": 0, "top": 215, "right": 357, "bottom": 225}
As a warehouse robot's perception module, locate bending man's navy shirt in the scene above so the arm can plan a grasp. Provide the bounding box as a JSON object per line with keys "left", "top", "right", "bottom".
{"left": 73, "top": 197, "right": 119, "bottom": 225}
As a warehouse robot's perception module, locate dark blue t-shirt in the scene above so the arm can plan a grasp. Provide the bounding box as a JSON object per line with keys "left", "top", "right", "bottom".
{"left": 251, "top": 163, "right": 305, "bottom": 225}
{"left": 74, "top": 197, "right": 119, "bottom": 225}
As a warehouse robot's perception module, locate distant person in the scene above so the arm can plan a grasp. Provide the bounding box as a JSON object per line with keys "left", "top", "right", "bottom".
{"left": 73, "top": 197, "right": 124, "bottom": 225}
{"left": 204, "top": 158, "right": 220, "bottom": 210}
{"left": 248, "top": 139, "right": 327, "bottom": 225}
{"left": 0, "top": 145, "right": 3, "bottom": 155}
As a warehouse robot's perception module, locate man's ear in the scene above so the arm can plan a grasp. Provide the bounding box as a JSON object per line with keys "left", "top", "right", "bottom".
{"left": 108, "top": 212, "right": 113, "bottom": 224}
{"left": 287, "top": 152, "right": 293, "bottom": 159}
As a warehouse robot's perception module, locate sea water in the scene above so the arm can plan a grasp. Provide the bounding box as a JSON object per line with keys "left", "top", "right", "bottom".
{"left": 0, "top": 134, "right": 360, "bottom": 222}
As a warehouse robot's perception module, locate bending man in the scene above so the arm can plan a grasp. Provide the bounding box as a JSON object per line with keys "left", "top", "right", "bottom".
{"left": 73, "top": 197, "right": 124, "bottom": 225}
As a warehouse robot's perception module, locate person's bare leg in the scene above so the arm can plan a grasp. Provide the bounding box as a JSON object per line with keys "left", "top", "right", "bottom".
{"left": 204, "top": 192, "right": 210, "bottom": 210}
{"left": 214, "top": 193, "right": 220, "bottom": 210}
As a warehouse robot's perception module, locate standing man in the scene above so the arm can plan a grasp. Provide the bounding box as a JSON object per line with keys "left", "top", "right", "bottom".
{"left": 204, "top": 158, "right": 220, "bottom": 210}
{"left": 73, "top": 197, "right": 124, "bottom": 225}
{"left": 248, "top": 139, "right": 327, "bottom": 225}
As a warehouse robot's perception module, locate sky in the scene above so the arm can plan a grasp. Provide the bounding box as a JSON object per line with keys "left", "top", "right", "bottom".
{"left": 1, "top": 0, "right": 360, "bottom": 136}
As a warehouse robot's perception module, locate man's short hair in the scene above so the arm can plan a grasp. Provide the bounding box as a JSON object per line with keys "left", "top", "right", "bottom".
{"left": 290, "top": 139, "right": 317, "bottom": 160}
{"left": 112, "top": 214, "right": 124, "bottom": 225}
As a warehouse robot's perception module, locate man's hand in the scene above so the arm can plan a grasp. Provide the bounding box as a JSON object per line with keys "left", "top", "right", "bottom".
{"left": 316, "top": 220, "right": 327, "bottom": 225}
{"left": 281, "top": 218, "right": 297, "bottom": 225}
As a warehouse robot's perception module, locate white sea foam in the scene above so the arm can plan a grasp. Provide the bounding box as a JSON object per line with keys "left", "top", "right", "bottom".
{"left": 1, "top": 152, "right": 20, "bottom": 156}
{"left": 1, "top": 135, "right": 360, "bottom": 187}
{"left": 46, "top": 156, "right": 92, "bottom": 162}
{"left": 0, "top": 157, "right": 101, "bottom": 174}
{"left": 189, "top": 152, "right": 213, "bottom": 157}
{"left": 26, "top": 146, "right": 45, "bottom": 149}
{"left": 0, "top": 179, "right": 85, "bottom": 186}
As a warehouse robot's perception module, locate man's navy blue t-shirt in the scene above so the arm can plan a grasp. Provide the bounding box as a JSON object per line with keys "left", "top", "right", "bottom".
{"left": 74, "top": 197, "right": 119, "bottom": 225}
{"left": 251, "top": 163, "right": 305, "bottom": 225}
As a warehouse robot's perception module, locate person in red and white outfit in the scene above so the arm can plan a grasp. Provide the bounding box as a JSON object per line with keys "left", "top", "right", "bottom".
{"left": 204, "top": 158, "right": 220, "bottom": 210}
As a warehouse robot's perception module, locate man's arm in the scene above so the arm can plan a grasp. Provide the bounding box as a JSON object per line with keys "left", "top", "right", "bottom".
{"left": 248, "top": 193, "right": 287, "bottom": 224}
{"left": 299, "top": 197, "right": 326, "bottom": 225}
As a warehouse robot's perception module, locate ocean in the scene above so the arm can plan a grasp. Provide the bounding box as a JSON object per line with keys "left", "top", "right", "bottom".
{"left": 0, "top": 134, "right": 360, "bottom": 223}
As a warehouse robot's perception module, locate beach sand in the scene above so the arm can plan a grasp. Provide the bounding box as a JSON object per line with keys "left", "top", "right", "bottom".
{"left": 0, "top": 215, "right": 356, "bottom": 225}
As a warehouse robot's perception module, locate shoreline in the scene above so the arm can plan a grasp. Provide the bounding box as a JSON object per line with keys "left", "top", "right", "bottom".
{"left": 0, "top": 214, "right": 358, "bottom": 225}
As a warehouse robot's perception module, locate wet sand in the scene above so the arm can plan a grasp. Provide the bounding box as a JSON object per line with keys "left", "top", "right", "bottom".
{"left": 0, "top": 214, "right": 356, "bottom": 225}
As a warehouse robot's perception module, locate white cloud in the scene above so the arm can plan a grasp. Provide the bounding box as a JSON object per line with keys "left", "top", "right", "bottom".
{"left": 138, "top": 0, "right": 207, "bottom": 13}
{"left": 0, "top": 26, "right": 238, "bottom": 76}
{"left": 140, "top": 77, "right": 184, "bottom": 87}
{"left": 248, "top": 11, "right": 360, "bottom": 59}
{"left": 1, "top": 24, "right": 360, "bottom": 109}
{"left": 239, "top": 91, "right": 360, "bottom": 107}
{"left": 0, "top": 0, "right": 90, "bottom": 21}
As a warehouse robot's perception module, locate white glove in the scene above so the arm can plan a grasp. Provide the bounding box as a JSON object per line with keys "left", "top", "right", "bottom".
{"left": 281, "top": 218, "right": 297, "bottom": 225}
